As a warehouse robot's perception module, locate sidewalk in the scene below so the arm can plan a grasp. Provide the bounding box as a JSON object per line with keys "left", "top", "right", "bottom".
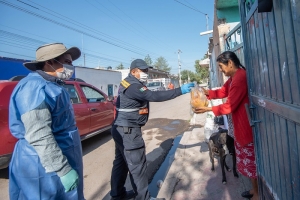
{"left": 157, "top": 113, "right": 252, "bottom": 200}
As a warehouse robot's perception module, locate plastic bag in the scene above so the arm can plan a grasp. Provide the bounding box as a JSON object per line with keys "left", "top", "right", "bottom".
{"left": 190, "top": 82, "right": 208, "bottom": 109}
{"left": 203, "top": 96, "right": 226, "bottom": 142}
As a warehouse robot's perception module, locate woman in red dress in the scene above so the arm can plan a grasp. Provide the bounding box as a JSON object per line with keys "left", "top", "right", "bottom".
{"left": 194, "top": 51, "right": 259, "bottom": 200}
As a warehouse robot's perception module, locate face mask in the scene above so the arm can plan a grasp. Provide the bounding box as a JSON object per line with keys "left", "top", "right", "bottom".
{"left": 49, "top": 60, "right": 75, "bottom": 80}
{"left": 139, "top": 71, "right": 148, "bottom": 83}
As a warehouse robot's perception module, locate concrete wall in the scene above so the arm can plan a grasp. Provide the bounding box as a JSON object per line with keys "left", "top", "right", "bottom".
{"left": 217, "top": 6, "right": 240, "bottom": 23}
{"left": 116, "top": 69, "right": 130, "bottom": 80}
{"left": 209, "top": 0, "right": 241, "bottom": 88}
{"left": 75, "top": 66, "right": 122, "bottom": 96}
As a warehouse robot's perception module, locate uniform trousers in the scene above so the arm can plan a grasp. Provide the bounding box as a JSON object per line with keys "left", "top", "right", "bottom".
{"left": 110, "top": 125, "right": 150, "bottom": 200}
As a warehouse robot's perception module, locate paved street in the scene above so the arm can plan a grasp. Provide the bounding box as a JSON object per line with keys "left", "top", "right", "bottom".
{"left": 0, "top": 93, "right": 192, "bottom": 200}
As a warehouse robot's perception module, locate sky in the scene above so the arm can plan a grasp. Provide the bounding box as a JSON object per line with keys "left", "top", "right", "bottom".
{"left": 0, "top": 0, "right": 214, "bottom": 75}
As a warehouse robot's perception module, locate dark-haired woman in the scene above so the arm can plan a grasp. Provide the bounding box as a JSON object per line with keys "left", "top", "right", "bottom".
{"left": 194, "top": 51, "right": 259, "bottom": 200}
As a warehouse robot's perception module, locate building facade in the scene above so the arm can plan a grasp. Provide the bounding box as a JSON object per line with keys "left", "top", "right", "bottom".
{"left": 209, "top": 1, "right": 300, "bottom": 199}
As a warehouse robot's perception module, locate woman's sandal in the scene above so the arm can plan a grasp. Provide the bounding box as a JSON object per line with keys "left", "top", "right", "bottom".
{"left": 241, "top": 190, "right": 253, "bottom": 199}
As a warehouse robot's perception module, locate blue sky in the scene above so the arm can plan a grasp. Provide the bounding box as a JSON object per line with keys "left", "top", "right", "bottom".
{"left": 0, "top": 0, "right": 213, "bottom": 74}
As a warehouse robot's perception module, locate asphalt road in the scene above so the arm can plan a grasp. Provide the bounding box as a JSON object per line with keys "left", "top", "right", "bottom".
{"left": 0, "top": 93, "right": 192, "bottom": 200}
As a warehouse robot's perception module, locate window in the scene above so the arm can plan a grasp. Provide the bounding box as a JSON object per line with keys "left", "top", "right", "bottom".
{"left": 146, "top": 82, "right": 162, "bottom": 87}
{"left": 107, "top": 84, "right": 113, "bottom": 96}
{"left": 225, "top": 25, "right": 243, "bottom": 51}
{"left": 81, "top": 85, "right": 105, "bottom": 103}
{"left": 62, "top": 84, "right": 81, "bottom": 104}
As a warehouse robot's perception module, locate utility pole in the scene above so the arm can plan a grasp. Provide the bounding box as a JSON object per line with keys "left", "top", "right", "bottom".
{"left": 84, "top": 54, "right": 86, "bottom": 67}
{"left": 205, "top": 14, "right": 209, "bottom": 31}
{"left": 177, "top": 49, "right": 182, "bottom": 86}
{"left": 81, "top": 34, "right": 85, "bottom": 67}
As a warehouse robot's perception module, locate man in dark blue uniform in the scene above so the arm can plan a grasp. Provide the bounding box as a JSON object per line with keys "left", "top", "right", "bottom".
{"left": 110, "top": 59, "right": 194, "bottom": 200}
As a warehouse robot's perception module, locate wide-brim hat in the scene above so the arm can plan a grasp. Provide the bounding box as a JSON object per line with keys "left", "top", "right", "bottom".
{"left": 24, "top": 43, "right": 81, "bottom": 71}
{"left": 130, "top": 59, "right": 150, "bottom": 70}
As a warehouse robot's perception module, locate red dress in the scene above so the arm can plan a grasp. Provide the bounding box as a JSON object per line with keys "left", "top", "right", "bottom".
{"left": 208, "top": 68, "right": 257, "bottom": 178}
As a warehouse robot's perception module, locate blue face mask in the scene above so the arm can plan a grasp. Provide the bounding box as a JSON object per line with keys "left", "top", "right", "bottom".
{"left": 49, "top": 60, "right": 74, "bottom": 80}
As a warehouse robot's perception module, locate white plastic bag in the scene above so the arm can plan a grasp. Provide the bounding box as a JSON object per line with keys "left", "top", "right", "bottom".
{"left": 204, "top": 101, "right": 219, "bottom": 141}
{"left": 203, "top": 93, "right": 224, "bottom": 142}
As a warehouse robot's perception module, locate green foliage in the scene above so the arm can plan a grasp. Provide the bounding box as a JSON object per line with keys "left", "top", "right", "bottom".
{"left": 180, "top": 70, "right": 199, "bottom": 83}
{"left": 201, "top": 54, "right": 208, "bottom": 60}
{"left": 194, "top": 60, "right": 209, "bottom": 82}
{"left": 116, "top": 63, "right": 124, "bottom": 70}
{"left": 153, "top": 56, "right": 171, "bottom": 72}
{"left": 180, "top": 59, "right": 209, "bottom": 83}
{"left": 144, "top": 54, "right": 152, "bottom": 65}
{"left": 180, "top": 70, "right": 192, "bottom": 82}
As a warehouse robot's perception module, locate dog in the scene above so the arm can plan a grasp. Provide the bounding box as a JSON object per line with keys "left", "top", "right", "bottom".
{"left": 208, "top": 128, "right": 239, "bottom": 184}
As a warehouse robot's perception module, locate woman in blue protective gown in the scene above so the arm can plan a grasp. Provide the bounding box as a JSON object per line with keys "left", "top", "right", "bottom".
{"left": 9, "top": 43, "right": 85, "bottom": 200}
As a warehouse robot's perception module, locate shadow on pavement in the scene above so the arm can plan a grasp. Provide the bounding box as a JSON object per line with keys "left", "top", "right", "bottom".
{"left": 81, "top": 129, "right": 112, "bottom": 156}
{"left": 0, "top": 167, "right": 9, "bottom": 179}
{"left": 88, "top": 138, "right": 176, "bottom": 200}
{"left": 170, "top": 144, "right": 250, "bottom": 200}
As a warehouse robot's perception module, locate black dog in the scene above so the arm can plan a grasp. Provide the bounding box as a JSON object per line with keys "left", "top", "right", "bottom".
{"left": 208, "top": 128, "right": 239, "bottom": 184}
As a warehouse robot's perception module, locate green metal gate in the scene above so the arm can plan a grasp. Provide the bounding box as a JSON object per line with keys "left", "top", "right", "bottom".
{"left": 238, "top": 0, "right": 300, "bottom": 199}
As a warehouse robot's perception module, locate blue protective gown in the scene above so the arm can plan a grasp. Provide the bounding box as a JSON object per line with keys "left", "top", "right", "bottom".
{"left": 9, "top": 72, "right": 84, "bottom": 200}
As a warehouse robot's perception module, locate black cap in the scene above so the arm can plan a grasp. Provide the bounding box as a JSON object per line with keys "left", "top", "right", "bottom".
{"left": 130, "top": 59, "right": 150, "bottom": 70}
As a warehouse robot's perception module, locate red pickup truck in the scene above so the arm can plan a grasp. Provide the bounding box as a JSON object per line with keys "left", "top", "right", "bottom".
{"left": 0, "top": 77, "right": 115, "bottom": 169}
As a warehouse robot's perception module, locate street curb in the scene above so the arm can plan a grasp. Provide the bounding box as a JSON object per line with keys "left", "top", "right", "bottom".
{"left": 156, "top": 131, "right": 192, "bottom": 199}
{"left": 156, "top": 113, "right": 253, "bottom": 200}
{"left": 157, "top": 113, "right": 206, "bottom": 199}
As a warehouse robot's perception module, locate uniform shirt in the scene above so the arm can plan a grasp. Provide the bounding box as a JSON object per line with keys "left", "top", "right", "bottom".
{"left": 114, "top": 74, "right": 182, "bottom": 127}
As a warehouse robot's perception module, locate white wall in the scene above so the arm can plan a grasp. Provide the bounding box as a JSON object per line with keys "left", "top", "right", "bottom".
{"left": 115, "top": 69, "right": 130, "bottom": 80}
{"left": 75, "top": 67, "right": 122, "bottom": 96}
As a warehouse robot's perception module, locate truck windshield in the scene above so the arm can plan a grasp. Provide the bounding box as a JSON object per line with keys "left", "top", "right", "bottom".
{"left": 147, "top": 82, "right": 161, "bottom": 87}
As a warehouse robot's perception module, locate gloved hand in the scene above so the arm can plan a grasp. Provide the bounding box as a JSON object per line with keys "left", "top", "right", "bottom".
{"left": 180, "top": 82, "right": 195, "bottom": 94}
{"left": 60, "top": 169, "right": 79, "bottom": 192}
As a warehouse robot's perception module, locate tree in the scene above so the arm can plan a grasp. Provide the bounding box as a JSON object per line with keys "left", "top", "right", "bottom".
{"left": 116, "top": 63, "right": 124, "bottom": 70}
{"left": 144, "top": 54, "right": 152, "bottom": 66}
{"left": 153, "top": 56, "right": 171, "bottom": 72}
{"left": 194, "top": 59, "right": 209, "bottom": 83}
{"left": 180, "top": 70, "right": 202, "bottom": 83}
{"left": 201, "top": 54, "right": 208, "bottom": 60}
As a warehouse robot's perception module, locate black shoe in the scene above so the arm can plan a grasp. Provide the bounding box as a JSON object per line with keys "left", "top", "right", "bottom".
{"left": 149, "top": 197, "right": 166, "bottom": 200}
{"left": 241, "top": 190, "right": 253, "bottom": 199}
{"left": 111, "top": 190, "right": 136, "bottom": 200}
{"left": 124, "top": 190, "right": 136, "bottom": 200}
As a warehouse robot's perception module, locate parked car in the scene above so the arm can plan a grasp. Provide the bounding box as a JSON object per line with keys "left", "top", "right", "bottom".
{"left": 146, "top": 81, "right": 166, "bottom": 91}
{"left": 0, "top": 77, "right": 115, "bottom": 169}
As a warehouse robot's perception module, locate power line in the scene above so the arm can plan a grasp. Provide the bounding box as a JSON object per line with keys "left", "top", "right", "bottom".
{"left": 174, "top": 0, "right": 213, "bottom": 22}
{"left": 85, "top": 0, "right": 159, "bottom": 56}
{"left": 0, "top": 41, "right": 35, "bottom": 51}
{"left": 0, "top": 50, "right": 34, "bottom": 59}
{"left": 0, "top": 0, "right": 195, "bottom": 68}
{"left": 25, "top": 0, "right": 153, "bottom": 55}
{"left": 0, "top": 30, "right": 45, "bottom": 45}
{"left": 0, "top": 28, "right": 131, "bottom": 67}
{"left": 0, "top": 29, "right": 132, "bottom": 67}
{"left": 0, "top": 0, "right": 150, "bottom": 56}
{"left": 107, "top": 0, "right": 176, "bottom": 54}
{"left": 17, "top": 0, "right": 38, "bottom": 9}
{"left": 0, "top": 24, "right": 129, "bottom": 64}
{"left": 174, "top": 0, "right": 207, "bottom": 15}
{"left": 25, "top": 0, "right": 175, "bottom": 62}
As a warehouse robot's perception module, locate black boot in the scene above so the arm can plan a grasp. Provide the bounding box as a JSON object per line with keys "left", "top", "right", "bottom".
{"left": 111, "top": 190, "right": 136, "bottom": 200}
{"left": 241, "top": 190, "right": 253, "bottom": 199}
